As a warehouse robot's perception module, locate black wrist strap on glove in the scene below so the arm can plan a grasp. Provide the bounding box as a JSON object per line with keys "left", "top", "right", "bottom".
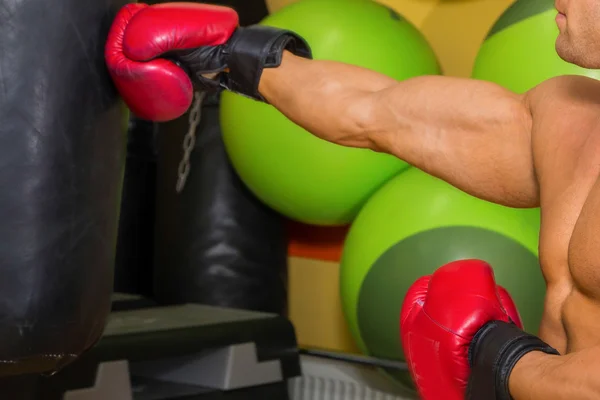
{"left": 170, "top": 25, "right": 312, "bottom": 102}
{"left": 224, "top": 25, "right": 311, "bottom": 101}
{"left": 466, "top": 320, "right": 560, "bottom": 400}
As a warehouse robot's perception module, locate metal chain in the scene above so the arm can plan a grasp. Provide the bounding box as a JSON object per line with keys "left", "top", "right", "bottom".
{"left": 176, "top": 91, "right": 206, "bottom": 193}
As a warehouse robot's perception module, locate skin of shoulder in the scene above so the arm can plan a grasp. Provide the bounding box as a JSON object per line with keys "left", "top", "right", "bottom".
{"left": 525, "top": 75, "right": 600, "bottom": 183}
{"left": 525, "top": 75, "right": 600, "bottom": 126}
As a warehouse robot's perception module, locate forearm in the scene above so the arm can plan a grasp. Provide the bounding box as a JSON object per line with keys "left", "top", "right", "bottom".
{"left": 509, "top": 348, "right": 600, "bottom": 399}
{"left": 258, "top": 51, "right": 398, "bottom": 149}
{"left": 259, "top": 52, "right": 539, "bottom": 207}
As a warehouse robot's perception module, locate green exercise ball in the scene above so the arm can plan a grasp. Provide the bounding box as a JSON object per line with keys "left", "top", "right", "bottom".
{"left": 340, "top": 167, "right": 544, "bottom": 390}
{"left": 472, "top": 0, "right": 600, "bottom": 93}
{"left": 220, "top": 0, "right": 440, "bottom": 226}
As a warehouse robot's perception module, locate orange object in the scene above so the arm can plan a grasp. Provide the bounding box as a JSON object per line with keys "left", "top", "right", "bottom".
{"left": 287, "top": 220, "right": 349, "bottom": 262}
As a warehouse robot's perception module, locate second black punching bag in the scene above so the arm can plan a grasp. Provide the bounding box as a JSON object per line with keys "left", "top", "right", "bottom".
{"left": 154, "top": 91, "right": 288, "bottom": 315}
{"left": 152, "top": 0, "right": 288, "bottom": 315}
{"left": 0, "top": 0, "right": 128, "bottom": 376}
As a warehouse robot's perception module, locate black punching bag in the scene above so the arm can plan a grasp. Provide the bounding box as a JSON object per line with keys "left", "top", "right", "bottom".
{"left": 202, "top": 0, "right": 269, "bottom": 26}
{"left": 146, "top": 0, "right": 269, "bottom": 25}
{"left": 114, "top": 117, "right": 157, "bottom": 298}
{"left": 154, "top": 91, "right": 288, "bottom": 314}
{"left": 0, "top": 0, "right": 128, "bottom": 376}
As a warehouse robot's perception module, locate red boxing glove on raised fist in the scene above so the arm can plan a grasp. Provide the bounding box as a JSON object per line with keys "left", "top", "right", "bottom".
{"left": 399, "top": 259, "right": 519, "bottom": 400}
{"left": 105, "top": 3, "right": 311, "bottom": 121}
{"left": 105, "top": 3, "right": 238, "bottom": 121}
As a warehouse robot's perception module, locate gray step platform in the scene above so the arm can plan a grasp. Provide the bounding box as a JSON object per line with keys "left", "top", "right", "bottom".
{"left": 0, "top": 295, "right": 301, "bottom": 400}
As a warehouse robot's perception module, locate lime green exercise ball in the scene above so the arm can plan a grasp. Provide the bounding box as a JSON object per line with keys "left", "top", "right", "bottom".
{"left": 220, "top": 0, "right": 440, "bottom": 226}
{"left": 340, "top": 167, "right": 544, "bottom": 390}
{"left": 472, "top": 0, "right": 600, "bottom": 93}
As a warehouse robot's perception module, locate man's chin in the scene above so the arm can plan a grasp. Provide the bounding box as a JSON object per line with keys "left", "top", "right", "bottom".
{"left": 555, "top": 37, "right": 599, "bottom": 68}
{"left": 555, "top": 39, "right": 576, "bottom": 64}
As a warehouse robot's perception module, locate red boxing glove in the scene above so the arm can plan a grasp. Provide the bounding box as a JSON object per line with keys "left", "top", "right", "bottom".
{"left": 105, "top": 3, "right": 238, "bottom": 121}
{"left": 496, "top": 284, "right": 523, "bottom": 329}
{"left": 399, "top": 259, "right": 518, "bottom": 400}
{"left": 105, "top": 3, "right": 311, "bottom": 122}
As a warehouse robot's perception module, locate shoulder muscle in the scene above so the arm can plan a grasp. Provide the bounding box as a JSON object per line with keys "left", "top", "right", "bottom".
{"left": 527, "top": 75, "right": 600, "bottom": 184}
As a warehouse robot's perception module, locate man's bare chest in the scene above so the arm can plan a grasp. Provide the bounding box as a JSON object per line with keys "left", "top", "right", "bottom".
{"left": 565, "top": 178, "right": 600, "bottom": 297}
{"left": 538, "top": 144, "right": 600, "bottom": 292}
{"left": 528, "top": 77, "right": 600, "bottom": 350}
{"left": 532, "top": 93, "right": 600, "bottom": 291}
{"left": 535, "top": 148, "right": 600, "bottom": 352}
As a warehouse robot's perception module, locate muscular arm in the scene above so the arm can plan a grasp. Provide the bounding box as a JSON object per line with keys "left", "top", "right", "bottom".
{"left": 258, "top": 52, "right": 539, "bottom": 207}
{"left": 509, "top": 349, "right": 600, "bottom": 399}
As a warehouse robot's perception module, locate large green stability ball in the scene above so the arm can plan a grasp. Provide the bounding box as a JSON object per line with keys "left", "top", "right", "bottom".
{"left": 340, "top": 168, "right": 544, "bottom": 390}
{"left": 472, "top": 0, "right": 600, "bottom": 92}
{"left": 220, "top": 0, "right": 440, "bottom": 226}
